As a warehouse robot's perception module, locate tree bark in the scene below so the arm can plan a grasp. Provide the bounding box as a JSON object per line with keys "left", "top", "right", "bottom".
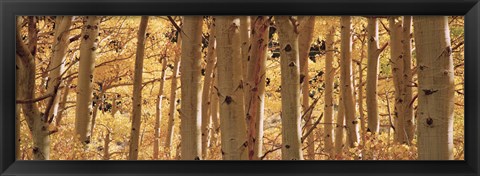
{"left": 209, "top": 65, "right": 220, "bottom": 150}
{"left": 402, "top": 16, "right": 415, "bottom": 145}
{"left": 389, "top": 17, "right": 409, "bottom": 144}
{"left": 276, "top": 16, "right": 303, "bottom": 160}
{"left": 413, "top": 16, "right": 454, "bottom": 160}
{"left": 201, "top": 20, "right": 217, "bottom": 159}
{"left": 165, "top": 34, "right": 181, "bottom": 158}
{"left": 298, "top": 16, "right": 316, "bottom": 160}
{"left": 216, "top": 16, "right": 248, "bottom": 160}
{"left": 154, "top": 54, "right": 168, "bottom": 159}
{"left": 180, "top": 16, "right": 203, "bottom": 160}
{"left": 340, "top": 16, "right": 359, "bottom": 148}
{"left": 324, "top": 26, "right": 335, "bottom": 157}
{"left": 128, "top": 16, "right": 149, "bottom": 160}
{"left": 16, "top": 17, "right": 50, "bottom": 160}
{"left": 366, "top": 17, "right": 383, "bottom": 134}
{"left": 240, "top": 16, "right": 251, "bottom": 91}
{"left": 334, "top": 90, "right": 345, "bottom": 156}
{"left": 45, "top": 16, "right": 73, "bottom": 126}
{"left": 245, "top": 16, "right": 269, "bottom": 160}
{"left": 75, "top": 16, "right": 100, "bottom": 144}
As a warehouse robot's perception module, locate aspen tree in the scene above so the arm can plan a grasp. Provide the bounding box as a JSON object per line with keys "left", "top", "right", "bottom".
{"left": 298, "top": 16, "right": 316, "bottom": 160}
{"left": 340, "top": 16, "right": 359, "bottom": 148}
{"left": 16, "top": 17, "right": 50, "bottom": 160}
{"left": 366, "top": 17, "right": 386, "bottom": 134}
{"left": 201, "top": 20, "right": 217, "bottom": 159}
{"left": 215, "top": 16, "right": 248, "bottom": 160}
{"left": 165, "top": 32, "right": 182, "bottom": 158}
{"left": 334, "top": 92, "right": 346, "bottom": 156}
{"left": 75, "top": 16, "right": 100, "bottom": 145}
{"left": 324, "top": 26, "right": 335, "bottom": 157}
{"left": 276, "top": 16, "right": 303, "bottom": 160}
{"left": 245, "top": 16, "right": 269, "bottom": 160}
{"left": 179, "top": 16, "right": 204, "bottom": 160}
{"left": 209, "top": 66, "right": 220, "bottom": 150}
{"left": 153, "top": 55, "right": 168, "bottom": 159}
{"left": 129, "top": 16, "right": 149, "bottom": 160}
{"left": 389, "top": 17, "right": 409, "bottom": 144}
{"left": 402, "top": 16, "right": 415, "bottom": 144}
{"left": 45, "top": 16, "right": 72, "bottom": 123}
{"left": 413, "top": 16, "right": 454, "bottom": 160}
{"left": 240, "top": 16, "right": 251, "bottom": 89}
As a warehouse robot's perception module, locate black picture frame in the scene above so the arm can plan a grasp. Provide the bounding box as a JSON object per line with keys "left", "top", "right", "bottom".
{"left": 1, "top": 0, "right": 479, "bottom": 175}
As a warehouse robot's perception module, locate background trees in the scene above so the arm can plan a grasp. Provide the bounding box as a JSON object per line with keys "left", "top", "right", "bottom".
{"left": 15, "top": 16, "right": 465, "bottom": 161}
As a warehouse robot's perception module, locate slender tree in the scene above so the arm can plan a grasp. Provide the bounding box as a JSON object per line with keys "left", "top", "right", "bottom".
{"left": 298, "top": 16, "right": 316, "bottom": 160}
{"left": 366, "top": 17, "right": 387, "bottom": 134}
{"left": 276, "top": 16, "right": 303, "bottom": 160}
{"left": 45, "top": 16, "right": 73, "bottom": 123}
{"left": 240, "top": 16, "right": 251, "bottom": 88}
{"left": 75, "top": 16, "right": 100, "bottom": 145}
{"left": 413, "top": 16, "right": 454, "bottom": 160}
{"left": 129, "top": 16, "right": 149, "bottom": 160}
{"left": 340, "top": 16, "right": 359, "bottom": 148}
{"left": 153, "top": 53, "right": 168, "bottom": 159}
{"left": 180, "top": 16, "right": 203, "bottom": 160}
{"left": 245, "top": 16, "right": 269, "bottom": 160}
{"left": 402, "top": 16, "right": 415, "bottom": 144}
{"left": 216, "top": 16, "right": 248, "bottom": 160}
{"left": 324, "top": 26, "right": 335, "bottom": 157}
{"left": 201, "top": 20, "right": 217, "bottom": 159}
{"left": 165, "top": 32, "right": 182, "bottom": 158}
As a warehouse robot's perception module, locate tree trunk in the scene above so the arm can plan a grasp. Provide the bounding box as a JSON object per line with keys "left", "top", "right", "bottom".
{"left": 245, "top": 16, "right": 269, "bottom": 160}
{"left": 201, "top": 21, "right": 217, "bottom": 159}
{"left": 128, "top": 16, "right": 149, "bottom": 160}
{"left": 75, "top": 16, "right": 100, "bottom": 144}
{"left": 402, "top": 16, "right": 414, "bottom": 145}
{"left": 276, "top": 16, "right": 303, "bottom": 160}
{"left": 154, "top": 54, "right": 168, "bottom": 159}
{"left": 165, "top": 34, "right": 181, "bottom": 158}
{"left": 46, "top": 16, "right": 72, "bottom": 125}
{"left": 56, "top": 76, "right": 73, "bottom": 128}
{"left": 324, "top": 26, "right": 335, "bottom": 157}
{"left": 340, "top": 16, "right": 359, "bottom": 148}
{"left": 16, "top": 17, "right": 50, "bottom": 160}
{"left": 334, "top": 90, "right": 345, "bottom": 156}
{"left": 240, "top": 16, "right": 251, "bottom": 91}
{"left": 413, "top": 16, "right": 454, "bottom": 160}
{"left": 298, "top": 16, "right": 316, "bottom": 160}
{"left": 180, "top": 16, "right": 203, "bottom": 160}
{"left": 366, "top": 17, "right": 382, "bottom": 134}
{"left": 215, "top": 16, "right": 248, "bottom": 160}
{"left": 164, "top": 35, "right": 182, "bottom": 158}
{"left": 389, "top": 17, "right": 409, "bottom": 144}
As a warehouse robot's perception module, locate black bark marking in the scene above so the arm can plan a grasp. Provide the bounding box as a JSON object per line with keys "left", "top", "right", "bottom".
{"left": 284, "top": 44, "right": 292, "bottom": 52}
{"left": 352, "top": 120, "right": 358, "bottom": 125}
{"left": 426, "top": 117, "right": 433, "bottom": 126}
{"left": 285, "top": 145, "right": 290, "bottom": 149}
{"left": 224, "top": 96, "right": 233, "bottom": 104}
{"left": 91, "top": 47, "right": 97, "bottom": 51}
{"left": 422, "top": 89, "right": 438, "bottom": 95}
{"left": 32, "top": 147, "right": 39, "bottom": 154}
{"left": 288, "top": 62, "right": 296, "bottom": 67}
{"left": 194, "top": 156, "right": 201, "bottom": 160}
{"left": 86, "top": 25, "right": 92, "bottom": 29}
{"left": 83, "top": 35, "right": 89, "bottom": 40}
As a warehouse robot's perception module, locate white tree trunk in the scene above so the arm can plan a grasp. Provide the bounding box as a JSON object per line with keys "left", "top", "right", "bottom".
{"left": 324, "top": 26, "right": 335, "bottom": 157}
{"left": 340, "top": 16, "right": 359, "bottom": 148}
{"left": 129, "top": 16, "right": 149, "bottom": 160}
{"left": 45, "top": 16, "right": 72, "bottom": 123}
{"left": 165, "top": 34, "right": 182, "bottom": 158}
{"left": 180, "top": 16, "right": 203, "bottom": 160}
{"left": 276, "top": 16, "right": 303, "bottom": 160}
{"left": 298, "top": 16, "right": 316, "bottom": 160}
{"left": 154, "top": 54, "right": 168, "bottom": 159}
{"left": 413, "top": 16, "right": 454, "bottom": 160}
{"left": 366, "top": 17, "right": 382, "bottom": 134}
{"left": 245, "top": 16, "right": 269, "bottom": 160}
{"left": 75, "top": 16, "right": 100, "bottom": 144}
{"left": 402, "top": 16, "right": 415, "bottom": 144}
{"left": 216, "top": 16, "right": 249, "bottom": 160}
{"left": 201, "top": 21, "right": 217, "bottom": 159}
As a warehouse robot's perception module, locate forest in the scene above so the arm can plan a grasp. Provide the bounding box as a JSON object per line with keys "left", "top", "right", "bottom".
{"left": 15, "top": 16, "right": 464, "bottom": 160}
